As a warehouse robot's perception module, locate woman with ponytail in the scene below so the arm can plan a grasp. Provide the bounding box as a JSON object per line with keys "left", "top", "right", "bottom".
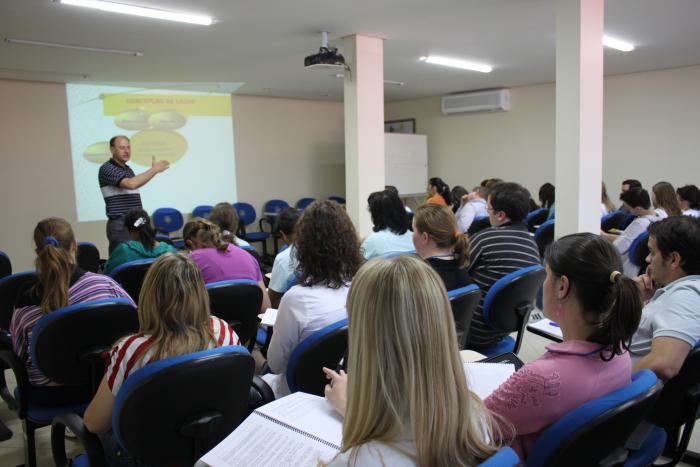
{"left": 11, "top": 218, "right": 133, "bottom": 405}
{"left": 102, "top": 208, "right": 176, "bottom": 274}
{"left": 426, "top": 177, "right": 452, "bottom": 206}
{"left": 484, "top": 233, "right": 642, "bottom": 460}
{"left": 412, "top": 204, "right": 472, "bottom": 291}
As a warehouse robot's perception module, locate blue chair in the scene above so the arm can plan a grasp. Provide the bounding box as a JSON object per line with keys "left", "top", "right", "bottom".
{"left": 206, "top": 279, "right": 263, "bottom": 350}
{"left": 478, "top": 447, "right": 520, "bottom": 466}
{"left": 286, "top": 318, "right": 348, "bottom": 395}
{"left": 448, "top": 284, "right": 481, "bottom": 350}
{"left": 328, "top": 196, "right": 346, "bottom": 204}
{"left": 52, "top": 346, "right": 257, "bottom": 467}
{"left": 0, "top": 298, "right": 138, "bottom": 467}
{"left": 262, "top": 199, "right": 291, "bottom": 255}
{"left": 479, "top": 265, "right": 546, "bottom": 356}
{"left": 526, "top": 208, "right": 550, "bottom": 233}
{"left": 601, "top": 210, "right": 626, "bottom": 232}
{"left": 152, "top": 207, "right": 185, "bottom": 248}
{"left": 192, "top": 204, "right": 213, "bottom": 219}
{"left": 233, "top": 202, "right": 271, "bottom": 257}
{"left": 534, "top": 219, "right": 555, "bottom": 258}
{"left": 468, "top": 216, "right": 491, "bottom": 236}
{"left": 110, "top": 258, "right": 157, "bottom": 304}
{"left": 0, "top": 251, "right": 11, "bottom": 279}
{"left": 628, "top": 231, "right": 650, "bottom": 277}
{"left": 621, "top": 213, "right": 637, "bottom": 230}
{"left": 296, "top": 197, "right": 316, "bottom": 210}
{"left": 527, "top": 370, "right": 662, "bottom": 467}
{"left": 76, "top": 242, "right": 101, "bottom": 273}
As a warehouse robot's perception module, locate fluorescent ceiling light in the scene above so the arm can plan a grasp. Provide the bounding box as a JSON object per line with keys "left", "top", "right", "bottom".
{"left": 57, "top": 0, "right": 213, "bottom": 26}
{"left": 603, "top": 35, "right": 635, "bottom": 52}
{"left": 4, "top": 37, "right": 143, "bottom": 56}
{"left": 419, "top": 55, "right": 492, "bottom": 73}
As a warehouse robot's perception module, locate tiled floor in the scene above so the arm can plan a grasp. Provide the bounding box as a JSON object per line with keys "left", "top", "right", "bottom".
{"left": 0, "top": 329, "right": 698, "bottom": 466}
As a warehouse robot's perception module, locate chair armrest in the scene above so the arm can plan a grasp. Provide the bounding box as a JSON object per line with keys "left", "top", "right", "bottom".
{"left": 251, "top": 376, "right": 275, "bottom": 406}
{"left": 0, "top": 349, "right": 28, "bottom": 415}
{"left": 51, "top": 413, "right": 105, "bottom": 467}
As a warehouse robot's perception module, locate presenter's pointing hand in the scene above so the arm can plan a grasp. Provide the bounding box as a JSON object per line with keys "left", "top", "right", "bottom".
{"left": 151, "top": 156, "right": 170, "bottom": 173}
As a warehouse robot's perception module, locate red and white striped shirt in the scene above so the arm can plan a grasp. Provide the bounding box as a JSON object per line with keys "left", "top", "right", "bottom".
{"left": 106, "top": 316, "right": 239, "bottom": 395}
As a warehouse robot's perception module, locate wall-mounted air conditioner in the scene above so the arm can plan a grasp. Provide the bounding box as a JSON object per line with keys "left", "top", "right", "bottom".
{"left": 441, "top": 89, "right": 510, "bottom": 115}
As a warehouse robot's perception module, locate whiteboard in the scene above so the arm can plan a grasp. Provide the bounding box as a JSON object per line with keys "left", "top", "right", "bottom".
{"left": 384, "top": 133, "right": 428, "bottom": 197}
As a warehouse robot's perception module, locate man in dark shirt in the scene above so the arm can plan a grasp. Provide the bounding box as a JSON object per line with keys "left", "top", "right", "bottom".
{"left": 468, "top": 182, "right": 541, "bottom": 349}
{"left": 98, "top": 135, "right": 170, "bottom": 253}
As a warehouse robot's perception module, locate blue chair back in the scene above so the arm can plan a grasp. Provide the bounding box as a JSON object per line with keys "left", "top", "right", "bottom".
{"left": 526, "top": 208, "right": 550, "bottom": 232}
{"left": 110, "top": 258, "right": 157, "bottom": 304}
{"left": 601, "top": 210, "right": 626, "bottom": 232}
{"left": 192, "top": 205, "right": 213, "bottom": 219}
{"left": 527, "top": 370, "right": 662, "bottom": 467}
{"left": 286, "top": 318, "right": 348, "bottom": 395}
{"left": 328, "top": 196, "right": 346, "bottom": 204}
{"left": 468, "top": 216, "right": 491, "bottom": 236}
{"left": 448, "top": 284, "right": 481, "bottom": 349}
{"left": 628, "top": 231, "right": 650, "bottom": 274}
{"left": 31, "top": 298, "right": 138, "bottom": 391}
{"left": 478, "top": 447, "right": 520, "bottom": 466}
{"left": 482, "top": 265, "right": 546, "bottom": 354}
{"left": 0, "top": 251, "right": 11, "bottom": 279}
{"left": 152, "top": 207, "right": 184, "bottom": 234}
{"left": 205, "top": 279, "right": 263, "bottom": 350}
{"left": 264, "top": 199, "right": 290, "bottom": 215}
{"left": 296, "top": 197, "right": 316, "bottom": 210}
{"left": 76, "top": 242, "right": 101, "bottom": 273}
{"left": 0, "top": 270, "right": 37, "bottom": 333}
{"left": 113, "top": 346, "right": 254, "bottom": 465}
{"left": 534, "top": 219, "right": 555, "bottom": 257}
{"left": 233, "top": 202, "right": 256, "bottom": 227}
{"left": 621, "top": 213, "right": 636, "bottom": 230}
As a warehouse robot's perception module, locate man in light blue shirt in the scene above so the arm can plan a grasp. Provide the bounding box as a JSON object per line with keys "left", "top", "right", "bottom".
{"left": 631, "top": 216, "right": 700, "bottom": 381}
{"left": 268, "top": 207, "right": 300, "bottom": 308}
{"left": 455, "top": 186, "right": 488, "bottom": 233}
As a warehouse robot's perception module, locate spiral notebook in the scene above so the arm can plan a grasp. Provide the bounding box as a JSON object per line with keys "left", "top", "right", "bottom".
{"left": 200, "top": 392, "right": 343, "bottom": 467}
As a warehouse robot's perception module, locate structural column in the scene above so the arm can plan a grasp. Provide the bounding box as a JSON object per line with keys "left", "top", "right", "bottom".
{"left": 555, "top": 0, "right": 604, "bottom": 236}
{"left": 342, "top": 34, "right": 385, "bottom": 237}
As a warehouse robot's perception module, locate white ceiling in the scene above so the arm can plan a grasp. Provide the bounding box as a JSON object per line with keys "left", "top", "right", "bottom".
{"left": 1, "top": 0, "right": 699, "bottom": 101}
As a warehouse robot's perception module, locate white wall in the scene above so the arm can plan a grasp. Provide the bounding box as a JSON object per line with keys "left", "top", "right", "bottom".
{"left": 385, "top": 64, "right": 700, "bottom": 202}
{"left": 0, "top": 80, "right": 344, "bottom": 270}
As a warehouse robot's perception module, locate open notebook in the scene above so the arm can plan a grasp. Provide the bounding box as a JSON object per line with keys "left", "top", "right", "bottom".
{"left": 200, "top": 363, "right": 514, "bottom": 466}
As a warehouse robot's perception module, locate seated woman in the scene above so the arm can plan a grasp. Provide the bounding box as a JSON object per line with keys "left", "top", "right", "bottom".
{"left": 208, "top": 202, "right": 253, "bottom": 249}
{"left": 11, "top": 218, "right": 133, "bottom": 406}
{"left": 268, "top": 207, "right": 301, "bottom": 308}
{"left": 84, "top": 253, "right": 240, "bottom": 434}
{"left": 652, "top": 181, "right": 682, "bottom": 219}
{"left": 102, "top": 208, "right": 176, "bottom": 275}
{"left": 361, "top": 190, "right": 414, "bottom": 259}
{"left": 426, "top": 177, "right": 451, "bottom": 206}
{"left": 264, "top": 200, "right": 362, "bottom": 398}
{"left": 601, "top": 182, "right": 616, "bottom": 215}
{"left": 412, "top": 204, "right": 472, "bottom": 291}
{"left": 483, "top": 233, "right": 642, "bottom": 460}
{"left": 183, "top": 218, "right": 270, "bottom": 312}
{"left": 323, "top": 256, "right": 503, "bottom": 466}
{"left": 677, "top": 184, "right": 700, "bottom": 218}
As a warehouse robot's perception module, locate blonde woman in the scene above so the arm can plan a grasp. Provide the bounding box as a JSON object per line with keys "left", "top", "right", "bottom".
{"left": 323, "top": 256, "right": 502, "bottom": 466}
{"left": 84, "top": 253, "right": 240, "bottom": 434}
{"left": 652, "top": 181, "right": 682, "bottom": 218}
{"left": 183, "top": 217, "right": 270, "bottom": 312}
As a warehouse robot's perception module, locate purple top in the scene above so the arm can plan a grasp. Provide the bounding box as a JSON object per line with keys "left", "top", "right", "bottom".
{"left": 190, "top": 243, "right": 262, "bottom": 284}
{"left": 484, "top": 340, "right": 632, "bottom": 460}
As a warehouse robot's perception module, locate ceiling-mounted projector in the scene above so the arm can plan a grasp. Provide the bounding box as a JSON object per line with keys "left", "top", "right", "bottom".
{"left": 304, "top": 31, "right": 345, "bottom": 70}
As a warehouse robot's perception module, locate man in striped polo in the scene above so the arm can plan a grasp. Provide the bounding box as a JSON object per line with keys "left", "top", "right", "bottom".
{"left": 467, "top": 182, "right": 542, "bottom": 349}
{"left": 99, "top": 135, "right": 170, "bottom": 253}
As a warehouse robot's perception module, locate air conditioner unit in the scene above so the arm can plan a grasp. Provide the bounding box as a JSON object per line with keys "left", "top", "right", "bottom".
{"left": 441, "top": 89, "right": 510, "bottom": 115}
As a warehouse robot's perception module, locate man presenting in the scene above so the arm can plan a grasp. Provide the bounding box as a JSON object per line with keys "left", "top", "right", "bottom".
{"left": 99, "top": 135, "right": 170, "bottom": 253}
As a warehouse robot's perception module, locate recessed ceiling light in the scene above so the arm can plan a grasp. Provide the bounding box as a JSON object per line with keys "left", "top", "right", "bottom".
{"left": 56, "top": 0, "right": 213, "bottom": 26}
{"left": 603, "top": 35, "right": 635, "bottom": 52}
{"left": 4, "top": 37, "right": 143, "bottom": 56}
{"left": 419, "top": 55, "right": 492, "bottom": 73}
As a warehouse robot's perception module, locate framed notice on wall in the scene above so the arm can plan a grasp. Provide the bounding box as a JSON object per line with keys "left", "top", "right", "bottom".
{"left": 384, "top": 118, "right": 416, "bottom": 134}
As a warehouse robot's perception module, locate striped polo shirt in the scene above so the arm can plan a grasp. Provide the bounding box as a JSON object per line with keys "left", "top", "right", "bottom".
{"left": 106, "top": 316, "right": 240, "bottom": 395}
{"left": 467, "top": 222, "right": 541, "bottom": 348}
{"left": 98, "top": 158, "right": 143, "bottom": 219}
{"left": 11, "top": 269, "right": 135, "bottom": 386}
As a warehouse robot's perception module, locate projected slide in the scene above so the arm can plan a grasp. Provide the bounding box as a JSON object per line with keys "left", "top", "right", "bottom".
{"left": 66, "top": 84, "right": 238, "bottom": 222}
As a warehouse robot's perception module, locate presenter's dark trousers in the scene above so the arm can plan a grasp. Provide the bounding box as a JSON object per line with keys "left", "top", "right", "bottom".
{"left": 107, "top": 218, "right": 130, "bottom": 254}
